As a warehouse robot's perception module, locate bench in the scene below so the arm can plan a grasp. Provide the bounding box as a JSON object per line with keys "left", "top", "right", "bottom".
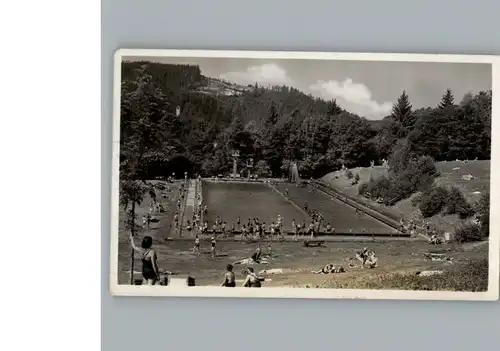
{"left": 303, "top": 240, "right": 325, "bottom": 247}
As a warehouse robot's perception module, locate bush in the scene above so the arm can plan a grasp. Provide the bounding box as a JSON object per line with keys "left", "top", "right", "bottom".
{"left": 445, "top": 187, "right": 474, "bottom": 218}
{"left": 362, "top": 176, "right": 392, "bottom": 200}
{"left": 345, "top": 169, "right": 353, "bottom": 179}
{"left": 455, "top": 222, "right": 483, "bottom": 243}
{"left": 358, "top": 182, "right": 368, "bottom": 196}
{"left": 359, "top": 154, "right": 438, "bottom": 206}
{"left": 255, "top": 160, "right": 271, "bottom": 177}
{"left": 476, "top": 192, "right": 490, "bottom": 238}
{"left": 411, "top": 192, "right": 422, "bottom": 207}
{"left": 354, "top": 173, "right": 360, "bottom": 183}
{"left": 418, "top": 186, "right": 449, "bottom": 218}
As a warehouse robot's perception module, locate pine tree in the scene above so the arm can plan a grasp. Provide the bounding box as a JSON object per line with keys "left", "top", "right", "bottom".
{"left": 391, "top": 91, "right": 412, "bottom": 123}
{"left": 391, "top": 91, "right": 414, "bottom": 133}
{"left": 266, "top": 101, "right": 279, "bottom": 125}
{"left": 327, "top": 99, "right": 342, "bottom": 117}
{"left": 439, "top": 88, "right": 455, "bottom": 109}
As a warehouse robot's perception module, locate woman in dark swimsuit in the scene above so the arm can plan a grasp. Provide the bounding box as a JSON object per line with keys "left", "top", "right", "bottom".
{"left": 250, "top": 246, "right": 262, "bottom": 263}
{"left": 129, "top": 233, "right": 160, "bottom": 285}
{"left": 221, "top": 264, "right": 236, "bottom": 287}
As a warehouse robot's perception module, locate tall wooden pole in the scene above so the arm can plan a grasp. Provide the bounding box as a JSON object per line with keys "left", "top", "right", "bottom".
{"left": 129, "top": 190, "right": 136, "bottom": 285}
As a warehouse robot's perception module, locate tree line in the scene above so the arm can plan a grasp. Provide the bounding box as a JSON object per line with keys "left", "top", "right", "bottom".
{"left": 120, "top": 62, "right": 492, "bottom": 180}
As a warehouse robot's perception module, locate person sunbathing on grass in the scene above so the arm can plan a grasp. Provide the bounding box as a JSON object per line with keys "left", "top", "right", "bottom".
{"left": 429, "top": 234, "right": 444, "bottom": 245}
{"left": 312, "top": 263, "right": 345, "bottom": 274}
{"left": 364, "top": 251, "right": 378, "bottom": 268}
{"left": 250, "top": 246, "right": 262, "bottom": 263}
{"left": 355, "top": 248, "right": 378, "bottom": 269}
{"left": 242, "top": 267, "right": 264, "bottom": 288}
{"left": 233, "top": 247, "right": 269, "bottom": 265}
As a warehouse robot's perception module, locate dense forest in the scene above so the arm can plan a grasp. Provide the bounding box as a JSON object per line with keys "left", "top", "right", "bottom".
{"left": 119, "top": 61, "right": 492, "bottom": 180}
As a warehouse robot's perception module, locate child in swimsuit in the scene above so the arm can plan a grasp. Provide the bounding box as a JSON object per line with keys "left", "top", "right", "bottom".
{"left": 221, "top": 264, "right": 236, "bottom": 287}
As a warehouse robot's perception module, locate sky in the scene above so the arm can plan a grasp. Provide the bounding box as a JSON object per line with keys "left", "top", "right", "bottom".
{"left": 126, "top": 56, "right": 491, "bottom": 120}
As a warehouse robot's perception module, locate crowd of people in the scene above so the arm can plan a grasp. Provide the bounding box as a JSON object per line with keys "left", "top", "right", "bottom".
{"left": 126, "top": 175, "right": 402, "bottom": 287}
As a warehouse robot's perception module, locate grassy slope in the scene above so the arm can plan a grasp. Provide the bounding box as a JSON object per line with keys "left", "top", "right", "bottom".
{"left": 321, "top": 160, "right": 490, "bottom": 233}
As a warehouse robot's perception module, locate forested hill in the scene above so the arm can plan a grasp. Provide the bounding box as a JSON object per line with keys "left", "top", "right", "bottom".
{"left": 121, "top": 61, "right": 335, "bottom": 127}
{"left": 120, "top": 61, "right": 492, "bottom": 179}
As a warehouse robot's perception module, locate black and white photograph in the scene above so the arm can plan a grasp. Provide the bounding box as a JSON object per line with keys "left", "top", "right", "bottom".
{"left": 110, "top": 49, "right": 499, "bottom": 300}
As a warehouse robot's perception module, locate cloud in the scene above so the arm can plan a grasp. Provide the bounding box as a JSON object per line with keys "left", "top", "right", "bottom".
{"left": 309, "top": 79, "right": 392, "bottom": 120}
{"left": 219, "top": 63, "right": 293, "bottom": 86}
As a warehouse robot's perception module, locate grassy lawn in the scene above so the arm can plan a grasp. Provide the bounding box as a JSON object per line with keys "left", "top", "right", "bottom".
{"left": 116, "top": 176, "right": 490, "bottom": 290}
{"left": 321, "top": 160, "right": 490, "bottom": 233}
{"left": 121, "top": 238, "right": 487, "bottom": 290}
{"left": 117, "top": 180, "right": 181, "bottom": 283}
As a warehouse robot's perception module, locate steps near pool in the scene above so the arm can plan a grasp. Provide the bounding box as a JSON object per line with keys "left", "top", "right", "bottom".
{"left": 180, "top": 180, "right": 197, "bottom": 238}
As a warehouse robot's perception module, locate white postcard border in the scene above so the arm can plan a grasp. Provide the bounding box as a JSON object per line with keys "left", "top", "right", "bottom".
{"left": 109, "top": 49, "right": 500, "bottom": 301}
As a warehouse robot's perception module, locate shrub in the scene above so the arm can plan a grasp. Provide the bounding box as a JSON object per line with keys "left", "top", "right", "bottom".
{"left": 365, "top": 176, "right": 392, "bottom": 200}
{"left": 354, "top": 173, "right": 360, "bottom": 183}
{"left": 475, "top": 192, "right": 490, "bottom": 238}
{"left": 255, "top": 160, "right": 271, "bottom": 177}
{"left": 345, "top": 169, "right": 353, "bottom": 179}
{"left": 418, "top": 186, "right": 449, "bottom": 218}
{"left": 359, "top": 151, "right": 438, "bottom": 206}
{"left": 388, "top": 139, "right": 413, "bottom": 176}
{"left": 455, "top": 222, "right": 483, "bottom": 243}
{"left": 358, "top": 182, "right": 368, "bottom": 196}
{"left": 445, "top": 187, "right": 474, "bottom": 218}
{"left": 411, "top": 192, "right": 422, "bottom": 207}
